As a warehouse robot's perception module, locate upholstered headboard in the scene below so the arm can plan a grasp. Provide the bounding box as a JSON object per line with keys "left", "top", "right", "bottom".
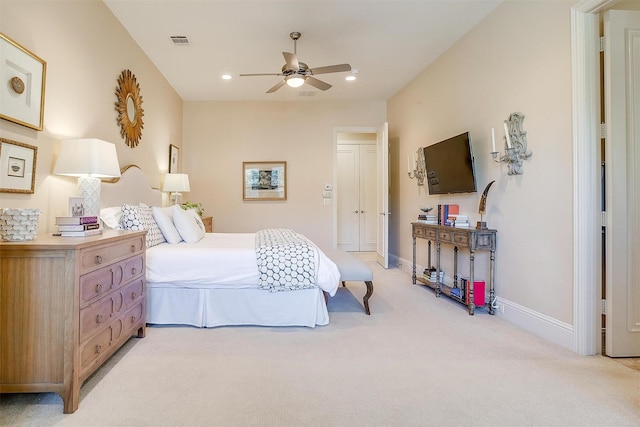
{"left": 101, "top": 165, "right": 162, "bottom": 208}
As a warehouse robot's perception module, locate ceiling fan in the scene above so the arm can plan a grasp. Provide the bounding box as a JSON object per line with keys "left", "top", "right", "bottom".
{"left": 239, "top": 31, "right": 352, "bottom": 93}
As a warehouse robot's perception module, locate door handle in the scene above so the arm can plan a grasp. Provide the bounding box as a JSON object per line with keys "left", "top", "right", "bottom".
{"left": 354, "top": 210, "right": 359, "bottom": 213}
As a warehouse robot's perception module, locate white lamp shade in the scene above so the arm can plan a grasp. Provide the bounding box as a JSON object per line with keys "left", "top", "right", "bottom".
{"left": 163, "top": 173, "right": 190, "bottom": 192}
{"left": 53, "top": 139, "right": 121, "bottom": 178}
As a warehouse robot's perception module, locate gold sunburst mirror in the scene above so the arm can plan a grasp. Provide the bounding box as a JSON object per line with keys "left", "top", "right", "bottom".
{"left": 115, "top": 69, "right": 144, "bottom": 148}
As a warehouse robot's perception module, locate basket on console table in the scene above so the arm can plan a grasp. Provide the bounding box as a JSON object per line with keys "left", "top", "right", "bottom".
{"left": 0, "top": 208, "right": 41, "bottom": 241}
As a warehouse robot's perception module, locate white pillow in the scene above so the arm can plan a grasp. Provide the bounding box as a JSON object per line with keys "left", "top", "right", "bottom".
{"left": 172, "top": 205, "right": 205, "bottom": 243}
{"left": 100, "top": 206, "right": 122, "bottom": 230}
{"left": 120, "top": 204, "right": 166, "bottom": 248}
{"left": 152, "top": 206, "right": 182, "bottom": 244}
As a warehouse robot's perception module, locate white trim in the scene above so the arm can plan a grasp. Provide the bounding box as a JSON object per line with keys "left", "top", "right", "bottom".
{"left": 396, "top": 256, "right": 575, "bottom": 350}
{"left": 571, "top": 3, "right": 603, "bottom": 356}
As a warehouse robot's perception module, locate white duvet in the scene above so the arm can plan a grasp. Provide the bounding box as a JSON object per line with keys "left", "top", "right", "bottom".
{"left": 146, "top": 232, "right": 340, "bottom": 296}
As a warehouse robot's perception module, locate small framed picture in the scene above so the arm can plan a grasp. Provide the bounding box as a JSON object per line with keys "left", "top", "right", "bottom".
{"left": 169, "top": 144, "right": 179, "bottom": 173}
{"left": 243, "top": 161, "right": 287, "bottom": 201}
{"left": 0, "top": 32, "right": 47, "bottom": 131}
{"left": 0, "top": 138, "right": 37, "bottom": 193}
{"left": 69, "top": 197, "right": 86, "bottom": 217}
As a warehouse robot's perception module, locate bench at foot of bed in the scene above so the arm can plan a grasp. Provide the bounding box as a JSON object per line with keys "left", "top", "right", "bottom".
{"left": 325, "top": 250, "right": 373, "bottom": 315}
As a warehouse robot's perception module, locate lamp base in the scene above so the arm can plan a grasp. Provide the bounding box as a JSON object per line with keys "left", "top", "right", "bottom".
{"left": 78, "top": 176, "right": 101, "bottom": 217}
{"left": 476, "top": 221, "right": 488, "bottom": 230}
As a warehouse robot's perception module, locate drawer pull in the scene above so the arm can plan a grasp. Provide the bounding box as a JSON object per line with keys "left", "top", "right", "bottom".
{"left": 96, "top": 314, "right": 103, "bottom": 324}
{"left": 95, "top": 283, "right": 103, "bottom": 293}
{"left": 95, "top": 345, "right": 102, "bottom": 354}
{"left": 131, "top": 315, "right": 137, "bottom": 323}
{"left": 131, "top": 291, "right": 138, "bottom": 300}
{"left": 95, "top": 255, "right": 103, "bottom": 265}
{"left": 131, "top": 244, "right": 136, "bottom": 252}
{"left": 131, "top": 268, "right": 137, "bottom": 275}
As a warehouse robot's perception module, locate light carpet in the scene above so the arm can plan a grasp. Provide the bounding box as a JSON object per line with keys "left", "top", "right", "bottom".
{"left": 1, "top": 258, "right": 639, "bottom": 426}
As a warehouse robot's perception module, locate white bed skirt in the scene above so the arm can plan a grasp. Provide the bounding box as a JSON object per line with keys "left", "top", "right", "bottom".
{"left": 146, "top": 284, "right": 329, "bottom": 328}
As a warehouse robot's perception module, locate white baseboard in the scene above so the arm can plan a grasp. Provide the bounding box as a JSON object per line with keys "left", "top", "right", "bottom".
{"left": 395, "top": 255, "right": 575, "bottom": 352}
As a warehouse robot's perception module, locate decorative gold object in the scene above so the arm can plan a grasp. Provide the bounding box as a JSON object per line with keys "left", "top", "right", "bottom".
{"left": 115, "top": 69, "right": 144, "bottom": 148}
{"left": 10, "top": 76, "right": 24, "bottom": 94}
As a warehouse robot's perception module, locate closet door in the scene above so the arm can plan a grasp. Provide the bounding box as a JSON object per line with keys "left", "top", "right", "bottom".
{"left": 337, "top": 144, "right": 376, "bottom": 252}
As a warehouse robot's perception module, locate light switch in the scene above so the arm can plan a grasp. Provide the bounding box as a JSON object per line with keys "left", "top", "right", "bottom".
{"left": 323, "top": 190, "right": 333, "bottom": 198}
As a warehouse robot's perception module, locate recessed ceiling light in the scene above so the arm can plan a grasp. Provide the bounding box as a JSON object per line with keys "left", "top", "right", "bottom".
{"left": 221, "top": 74, "right": 232, "bottom": 80}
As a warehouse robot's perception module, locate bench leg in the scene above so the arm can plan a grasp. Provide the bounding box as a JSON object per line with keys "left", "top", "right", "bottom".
{"left": 363, "top": 281, "right": 373, "bottom": 315}
{"left": 342, "top": 281, "right": 346, "bottom": 287}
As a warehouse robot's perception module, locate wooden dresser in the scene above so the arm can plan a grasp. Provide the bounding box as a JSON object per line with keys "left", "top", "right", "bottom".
{"left": 0, "top": 230, "right": 146, "bottom": 413}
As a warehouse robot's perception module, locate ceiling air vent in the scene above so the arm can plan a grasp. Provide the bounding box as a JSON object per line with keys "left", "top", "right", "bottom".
{"left": 298, "top": 91, "right": 316, "bottom": 97}
{"left": 170, "top": 36, "right": 191, "bottom": 46}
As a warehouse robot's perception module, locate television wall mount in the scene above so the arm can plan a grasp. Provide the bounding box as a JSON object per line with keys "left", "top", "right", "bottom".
{"left": 492, "top": 112, "right": 532, "bottom": 175}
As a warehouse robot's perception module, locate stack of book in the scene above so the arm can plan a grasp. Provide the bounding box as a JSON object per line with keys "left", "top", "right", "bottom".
{"left": 447, "top": 214, "right": 470, "bottom": 228}
{"left": 55, "top": 215, "right": 102, "bottom": 237}
{"left": 437, "top": 204, "right": 459, "bottom": 225}
{"left": 423, "top": 269, "right": 444, "bottom": 283}
{"left": 417, "top": 213, "right": 437, "bottom": 224}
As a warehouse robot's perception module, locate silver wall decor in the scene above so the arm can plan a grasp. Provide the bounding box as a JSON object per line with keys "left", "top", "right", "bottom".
{"left": 408, "top": 147, "right": 426, "bottom": 186}
{"left": 492, "top": 112, "right": 532, "bottom": 175}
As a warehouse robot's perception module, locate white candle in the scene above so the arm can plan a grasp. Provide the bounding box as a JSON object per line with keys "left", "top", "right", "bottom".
{"left": 503, "top": 122, "right": 512, "bottom": 149}
{"left": 491, "top": 128, "right": 496, "bottom": 152}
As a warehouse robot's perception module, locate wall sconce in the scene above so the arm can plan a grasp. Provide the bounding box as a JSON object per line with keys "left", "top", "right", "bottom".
{"left": 407, "top": 147, "right": 426, "bottom": 186}
{"left": 491, "top": 112, "right": 533, "bottom": 175}
{"left": 53, "top": 138, "right": 121, "bottom": 216}
{"left": 163, "top": 173, "right": 190, "bottom": 204}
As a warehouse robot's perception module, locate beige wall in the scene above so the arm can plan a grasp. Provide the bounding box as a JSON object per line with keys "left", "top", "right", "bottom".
{"left": 0, "top": 0, "right": 183, "bottom": 232}
{"left": 182, "top": 101, "right": 386, "bottom": 249}
{"left": 388, "top": 1, "right": 575, "bottom": 325}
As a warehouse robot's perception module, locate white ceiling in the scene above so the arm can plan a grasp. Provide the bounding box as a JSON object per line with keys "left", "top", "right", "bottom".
{"left": 103, "top": 1, "right": 502, "bottom": 102}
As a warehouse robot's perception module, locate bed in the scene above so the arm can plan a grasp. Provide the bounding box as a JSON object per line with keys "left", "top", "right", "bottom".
{"left": 100, "top": 165, "right": 340, "bottom": 328}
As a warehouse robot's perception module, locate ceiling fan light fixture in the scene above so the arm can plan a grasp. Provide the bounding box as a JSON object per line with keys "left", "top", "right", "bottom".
{"left": 345, "top": 75, "right": 356, "bottom": 81}
{"left": 286, "top": 75, "right": 305, "bottom": 88}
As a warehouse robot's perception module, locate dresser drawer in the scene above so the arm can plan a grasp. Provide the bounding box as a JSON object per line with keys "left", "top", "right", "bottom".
{"left": 437, "top": 231, "right": 453, "bottom": 242}
{"left": 80, "top": 297, "right": 113, "bottom": 342}
{"left": 79, "top": 266, "right": 120, "bottom": 307}
{"left": 453, "top": 233, "right": 469, "bottom": 246}
{"left": 79, "top": 235, "right": 144, "bottom": 274}
{"left": 121, "top": 279, "right": 144, "bottom": 312}
{"left": 122, "top": 255, "right": 144, "bottom": 283}
{"left": 80, "top": 326, "right": 112, "bottom": 370}
{"left": 123, "top": 302, "right": 145, "bottom": 335}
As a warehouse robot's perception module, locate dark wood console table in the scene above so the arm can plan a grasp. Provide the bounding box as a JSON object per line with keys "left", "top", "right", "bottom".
{"left": 411, "top": 222, "right": 497, "bottom": 315}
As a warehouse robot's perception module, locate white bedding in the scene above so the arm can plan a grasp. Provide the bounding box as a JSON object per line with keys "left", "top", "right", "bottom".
{"left": 146, "top": 232, "right": 340, "bottom": 296}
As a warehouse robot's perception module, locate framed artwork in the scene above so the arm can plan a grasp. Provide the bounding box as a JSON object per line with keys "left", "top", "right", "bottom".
{"left": 0, "top": 33, "right": 47, "bottom": 131}
{"left": 243, "top": 161, "right": 287, "bottom": 201}
{"left": 68, "top": 197, "right": 86, "bottom": 217}
{"left": 0, "top": 138, "right": 37, "bottom": 193}
{"left": 169, "top": 144, "right": 179, "bottom": 173}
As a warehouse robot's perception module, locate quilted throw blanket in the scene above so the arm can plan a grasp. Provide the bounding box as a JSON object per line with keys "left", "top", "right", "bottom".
{"left": 255, "top": 229, "right": 319, "bottom": 292}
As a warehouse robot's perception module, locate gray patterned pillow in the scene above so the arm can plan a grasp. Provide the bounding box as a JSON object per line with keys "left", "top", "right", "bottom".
{"left": 120, "top": 204, "right": 166, "bottom": 248}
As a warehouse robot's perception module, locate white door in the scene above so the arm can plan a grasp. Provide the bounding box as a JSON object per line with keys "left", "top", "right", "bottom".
{"left": 376, "top": 122, "right": 389, "bottom": 269}
{"left": 603, "top": 10, "right": 640, "bottom": 356}
{"left": 337, "top": 144, "right": 377, "bottom": 252}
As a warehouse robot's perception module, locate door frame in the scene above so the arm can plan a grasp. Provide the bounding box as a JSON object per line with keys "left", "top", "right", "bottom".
{"left": 333, "top": 127, "right": 378, "bottom": 250}
{"left": 571, "top": 0, "right": 621, "bottom": 355}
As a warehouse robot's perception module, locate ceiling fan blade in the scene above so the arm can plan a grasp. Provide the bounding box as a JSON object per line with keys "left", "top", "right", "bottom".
{"left": 283, "top": 52, "right": 299, "bottom": 71}
{"left": 266, "top": 80, "right": 286, "bottom": 94}
{"left": 310, "top": 64, "right": 352, "bottom": 75}
{"left": 239, "top": 73, "right": 283, "bottom": 77}
{"left": 305, "top": 76, "right": 332, "bottom": 91}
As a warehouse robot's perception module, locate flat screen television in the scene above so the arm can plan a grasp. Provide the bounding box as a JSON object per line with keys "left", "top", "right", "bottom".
{"left": 423, "top": 132, "right": 477, "bottom": 195}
